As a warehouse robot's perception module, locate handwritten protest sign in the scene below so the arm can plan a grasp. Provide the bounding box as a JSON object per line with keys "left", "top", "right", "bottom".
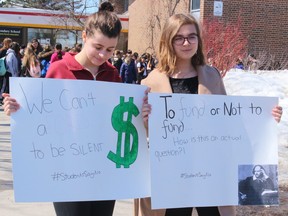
{"left": 148, "top": 93, "right": 279, "bottom": 209}
{"left": 10, "top": 77, "right": 150, "bottom": 202}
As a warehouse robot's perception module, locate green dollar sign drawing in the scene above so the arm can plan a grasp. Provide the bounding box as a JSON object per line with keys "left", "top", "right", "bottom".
{"left": 107, "top": 96, "right": 140, "bottom": 168}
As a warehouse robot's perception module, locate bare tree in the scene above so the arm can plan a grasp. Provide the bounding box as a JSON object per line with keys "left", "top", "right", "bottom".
{"left": 1, "top": 0, "right": 98, "bottom": 27}
{"left": 253, "top": 49, "right": 288, "bottom": 71}
{"left": 144, "top": 0, "right": 182, "bottom": 54}
{"left": 1, "top": 0, "right": 98, "bottom": 43}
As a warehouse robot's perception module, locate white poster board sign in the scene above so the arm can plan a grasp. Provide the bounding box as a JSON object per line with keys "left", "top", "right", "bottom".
{"left": 148, "top": 93, "right": 279, "bottom": 209}
{"left": 10, "top": 77, "right": 150, "bottom": 202}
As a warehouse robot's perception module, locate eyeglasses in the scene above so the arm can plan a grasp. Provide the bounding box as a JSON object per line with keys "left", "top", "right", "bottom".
{"left": 173, "top": 35, "right": 198, "bottom": 45}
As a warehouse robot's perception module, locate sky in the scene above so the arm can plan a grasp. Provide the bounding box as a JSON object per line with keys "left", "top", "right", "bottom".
{"left": 83, "top": 0, "right": 99, "bottom": 14}
{"left": 0, "top": 0, "right": 99, "bottom": 14}
{"left": 223, "top": 69, "right": 288, "bottom": 185}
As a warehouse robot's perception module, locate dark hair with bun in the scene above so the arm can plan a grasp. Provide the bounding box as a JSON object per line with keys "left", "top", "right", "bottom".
{"left": 84, "top": 1, "right": 122, "bottom": 38}
{"left": 99, "top": 1, "right": 114, "bottom": 12}
{"left": 55, "top": 43, "right": 63, "bottom": 60}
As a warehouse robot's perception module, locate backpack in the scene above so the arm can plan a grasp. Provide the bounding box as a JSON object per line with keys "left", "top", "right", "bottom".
{"left": 40, "top": 59, "right": 50, "bottom": 78}
{"left": 0, "top": 56, "right": 7, "bottom": 76}
{"left": 28, "top": 62, "right": 41, "bottom": 78}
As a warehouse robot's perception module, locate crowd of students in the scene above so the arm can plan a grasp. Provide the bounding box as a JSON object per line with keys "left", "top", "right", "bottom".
{"left": 0, "top": 37, "right": 84, "bottom": 104}
{"left": 0, "top": 32, "right": 157, "bottom": 105}
{"left": 110, "top": 49, "right": 157, "bottom": 84}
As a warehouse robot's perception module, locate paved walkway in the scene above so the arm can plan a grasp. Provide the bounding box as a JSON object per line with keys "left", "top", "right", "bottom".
{"left": 0, "top": 106, "right": 133, "bottom": 216}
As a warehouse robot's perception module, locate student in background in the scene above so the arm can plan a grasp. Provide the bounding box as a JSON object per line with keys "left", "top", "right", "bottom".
{"left": 136, "top": 55, "right": 147, "bottom": 84}
{"left": 0, "top": 38, "right": 12, "bottom": 103}
{"left": 247, "top": 53, "right": 259, "bottom": 71}
{"left": 120, "top": 55, "right": 137, "bottom": 83}
{"left": 50, "top": 43, "right": 65, "bottom": 63}
{"left": 30, "top": 38, "right": 43, "bottom": 55}
{"left": 0, "top": 38, "right": 12, "bottom": 58}
{"left": 112, "top": 49, "right": 123, "bottom": 73}
{"left": 3, "top": 42, "right": 21, "bottom": 93}
{"left": 38, "top": 44, "right": 54, "bottom": 62}
{"left": 234, "top": 58, "right": 244, "bottom": 70}
{"left": 69, "top": 43, "right": 83, "bottom": 54}
{"left": 38, "top": 44, "right": 54, "bottom": 77}
{"left": 21, "top": 43, "right": 41, "bottom": 78}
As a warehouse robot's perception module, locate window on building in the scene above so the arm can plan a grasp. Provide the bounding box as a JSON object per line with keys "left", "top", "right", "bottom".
{"left": 28, "top": 28, "right": 53, "bottom": 45}
{"left": 53, "top": 29, "right": 82, "bottom": 49}
{"left": 191, "top": 0, "right": 200, "bottom": 10}
{"left": 124, "top": 0, "right": 129, "bottom": 11}
{"left": 190, "top": 0, "right": 200, "bottom": 20}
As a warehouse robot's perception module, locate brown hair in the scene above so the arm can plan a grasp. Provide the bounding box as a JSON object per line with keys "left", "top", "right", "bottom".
{"left": 0, "top": 38, "right": 12, "bottom": 50}
{"left": 84, "top": 2, "right": 122, "bottom": 38}
{"left": 157, "top": 13, "right": 205, "bottom": 75}
{"left": 22, "top": 43, "right": 38, "bottom": 67}
{"left": 9, "top": 41, "right": 20, "bottom": 53}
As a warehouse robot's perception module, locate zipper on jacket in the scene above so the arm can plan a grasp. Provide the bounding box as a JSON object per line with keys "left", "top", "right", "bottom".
{"left": 94, "top": 69, "right": 105, "bottom": 80}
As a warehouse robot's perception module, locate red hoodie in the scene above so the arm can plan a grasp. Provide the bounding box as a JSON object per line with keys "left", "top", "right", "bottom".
{"left": 46, "top": 52, "right": 122, "bottom": 83}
